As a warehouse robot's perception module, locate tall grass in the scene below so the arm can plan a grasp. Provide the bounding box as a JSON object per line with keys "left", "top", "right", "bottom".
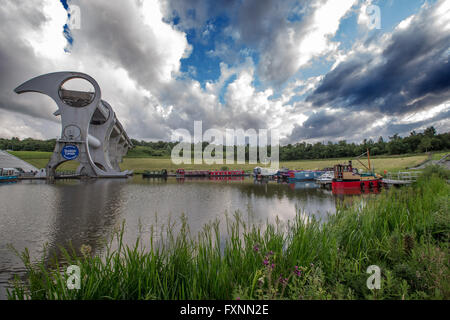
{"left": 8, "top": 168, "right": 449, "bottom": 300}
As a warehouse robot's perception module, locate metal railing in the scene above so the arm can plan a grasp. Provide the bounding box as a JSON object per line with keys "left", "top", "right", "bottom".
{"left": 19, "top": 172, "right": 36, "bottom": 178}
{"left": 385, "top": 171, "right": 422, "bottom": 181}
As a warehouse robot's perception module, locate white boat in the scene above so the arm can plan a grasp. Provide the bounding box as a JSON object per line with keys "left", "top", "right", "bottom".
{"left": 253, "top": 167, "right": 279, "bottom": 177}
{"left": 315, "top": 171, "right": 334, "bottom": 184}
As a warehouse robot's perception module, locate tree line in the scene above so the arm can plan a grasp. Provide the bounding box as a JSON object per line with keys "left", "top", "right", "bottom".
{"left": 1, "top": 126, "right": 448, "bottom": 160}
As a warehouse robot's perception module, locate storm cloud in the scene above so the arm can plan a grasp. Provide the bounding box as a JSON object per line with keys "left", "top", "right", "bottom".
{"left": 307, "top": 1, "right": 450, "bottom": 116}
{"left": 0, "top": 0, "right": 449, "bottom": 144}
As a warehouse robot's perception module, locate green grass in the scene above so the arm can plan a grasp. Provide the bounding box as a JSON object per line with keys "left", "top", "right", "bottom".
{"left": 122, "top": 156, "right": 428, "bottom": 174}
{"left": 8, "top": 151, "right": 53, "bottom": 159}
{"left": 431, "top": 151, "right": 450, "bottom": 161}
{"left": 8, "top": 166, "right": 449, "bottom": 300}
{"left": 9, "top": 151, "right": 429, "bottom": 174}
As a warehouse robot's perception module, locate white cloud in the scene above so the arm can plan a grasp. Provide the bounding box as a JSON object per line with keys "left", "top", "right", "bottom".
{"left": 0, "top": 0, "right": 448, "bottom": 145}
{"left": 357, "top": 0, "right": 374, "bottom": 28}
{"left": 258, "top": 0, "right": 357, "bottom": 84}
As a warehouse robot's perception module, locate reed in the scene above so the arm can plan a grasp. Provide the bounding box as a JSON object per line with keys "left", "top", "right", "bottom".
{"left": 8, "top": 169, "right": 449, "bottom": 300}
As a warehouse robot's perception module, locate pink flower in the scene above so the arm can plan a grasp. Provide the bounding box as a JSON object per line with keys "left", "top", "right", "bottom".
{"left": 278, "top": 275, "right": 288, "bottom": 285}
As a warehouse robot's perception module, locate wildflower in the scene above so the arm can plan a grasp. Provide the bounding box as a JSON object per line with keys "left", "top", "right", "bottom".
{"left": 236, "top": 297, "right": 240, "bottom": 300}
{"left": 263, "top": 258, "right": 269, "bottom": 266}
{"left": 271, "top": 263, "right": 275, "bottom": 269}
{"left": 80, "top": 244, "right": 92, "bottom": 258}
{"left": 278, "top": 275, "right": 288, "bottom": 285}
{"left": 268, "top": 250, "right": 274, "bottom": 256}
{"left": 294, "top": 266, "right": 302, "bottom": 277}
{"left": 258, "top": 276, "right": 264, "bottom": 286}
{"left": 253, "top": 245, "right": 259, "bottom": 252}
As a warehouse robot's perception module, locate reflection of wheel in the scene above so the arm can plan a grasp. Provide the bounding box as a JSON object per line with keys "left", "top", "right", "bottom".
{"left": 360, "top": 182, "right": 365, "bottom": 190}
{"left": 369, "top": 182, "right": 373, "bottom": 189}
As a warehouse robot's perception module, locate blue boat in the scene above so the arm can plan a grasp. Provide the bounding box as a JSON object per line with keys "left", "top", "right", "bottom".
{"left": 0, "top": 168, "right": 18, "bottom": 183}
{"left": 287, "top": 170, "right": 325, "bottom": 182}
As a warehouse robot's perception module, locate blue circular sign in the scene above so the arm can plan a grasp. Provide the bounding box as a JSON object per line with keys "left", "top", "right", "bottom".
{"left": 61, "top": 145, "right": 79, "bottom": 160}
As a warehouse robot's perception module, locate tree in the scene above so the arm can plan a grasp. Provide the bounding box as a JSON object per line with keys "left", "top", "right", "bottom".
{"left": 419, "top": 137, "right": 432, "bottom": 153}
{"left": 424, "top": 126, "right": 436, "bottom": 137}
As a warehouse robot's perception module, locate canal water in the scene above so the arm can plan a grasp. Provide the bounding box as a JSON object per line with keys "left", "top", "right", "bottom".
{"left": 0, "top": 176, "right": 374, "bottom": 299}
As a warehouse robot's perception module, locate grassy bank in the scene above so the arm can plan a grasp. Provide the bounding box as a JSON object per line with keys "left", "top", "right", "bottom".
{"left": 8, "top": 150, "right": 430, "bottom": 174}
{"left": 122, "top": 155, "right": 429, "bottom": 174}
{"left": 8, "top": 166, "right": 449, "bottom": 300}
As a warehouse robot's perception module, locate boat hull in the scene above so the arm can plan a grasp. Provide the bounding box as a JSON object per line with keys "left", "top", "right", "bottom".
{"left": 0, "top": 175, "right": 18, "bottom": 183}
{"left": 176, "top": 170, "right": 210, "bottom": 178}
{"left": 332, "top": 179, "right": 382, "bottom": 190}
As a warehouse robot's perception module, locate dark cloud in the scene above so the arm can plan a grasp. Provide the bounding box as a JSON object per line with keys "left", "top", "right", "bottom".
{"left": 284, "top": 106, "right": 450, "bottom": 144}
{"left": 379, "top": 109, "right": 450, "bottom": 137}
{"left": 284, "top": 110, "right": 378, "bottom": 143}
{"left": 307, "top": 3, "right": 450, "bottom": 116}
{"left": 0, "top": 1, "right": 61, "bottom": 121}
{"left": 1, "top": 0, "right": 449, "bottom": 144}
{"left": 162, "top": 0, "right": 316, "bottom": 85}
{"left": 236, "top": 0, "right": 290, "bottom": 45}
{"left": 69, "top": 0, "right": 189, "bottom": 90}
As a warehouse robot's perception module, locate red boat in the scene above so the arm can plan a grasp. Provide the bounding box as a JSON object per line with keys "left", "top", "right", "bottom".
{"left": 176, "top": 169, "right": 246, "bottom": 178}
{"left": 209, "top": 170, "right": 246, "bottom": 177}
{"left": 331, "top": 150, "right": 382, "bottom": 192}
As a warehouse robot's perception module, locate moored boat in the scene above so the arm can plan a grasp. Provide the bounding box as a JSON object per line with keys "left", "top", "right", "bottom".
{"left": 288, "top": 170, "right": 325, "bottom": 182}
{"left": 331, "top": 151, "right": 382, "bottom": 192}
{"left": 143, "top": 169, "right": 168, "bottom": 178}
{"left": 253, "top": 167, "right": 279, "bottom": 179}
{"left": 0, "top": 168, "right": 19, "bottom": 183}
{"left": 275, "top": 168, "right": 291, "bottom": 181}
{"left": 209, "top": 170, "right": 246, "bottom": 177}
{"left": 176, "top": 169, "right": 210, "bottom": 178}
{"left": 315, "top": 171, "right": 334, "bottom": 185}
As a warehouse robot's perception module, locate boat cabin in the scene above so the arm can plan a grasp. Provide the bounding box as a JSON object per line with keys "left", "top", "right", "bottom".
{"left": 334, "top": 161, "right": 358, "bottom": 180}
{"left": 333, "top": 161, "right": 379, "bottom": 181}
{"left": 1, "top": 168, "right": 18, "bottom": 176}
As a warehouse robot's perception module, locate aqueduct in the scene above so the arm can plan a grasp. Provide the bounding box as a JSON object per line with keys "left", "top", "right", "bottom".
{"left": 14, "top": 72, "right": 133, "bottom": 178}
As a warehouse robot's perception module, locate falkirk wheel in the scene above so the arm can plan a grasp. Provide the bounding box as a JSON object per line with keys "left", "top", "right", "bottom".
{"left": 14, "top": 72, "right": 133, "bottom": 178}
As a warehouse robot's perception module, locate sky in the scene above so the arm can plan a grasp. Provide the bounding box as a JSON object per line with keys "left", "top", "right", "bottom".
{"left": 0, "top": 0, "right": 449, "bottom": 144}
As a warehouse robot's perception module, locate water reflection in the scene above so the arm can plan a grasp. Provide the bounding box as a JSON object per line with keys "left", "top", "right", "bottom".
{"left": 333, "top": 186, "right": 381, "bottom": 208}
{"left": 46, "top": 179, "right": 127, "bottom": 258}
{"left": 0, "top": 176, "right": 381, "bottom": 299}
{"left": 0, "top": 179, "right": 127, "bottom": 299}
